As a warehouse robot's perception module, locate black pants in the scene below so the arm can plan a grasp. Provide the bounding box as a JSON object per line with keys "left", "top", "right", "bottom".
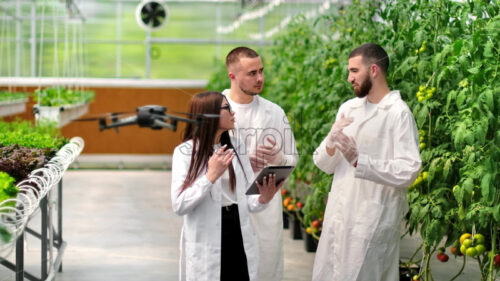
{"left": 221, "top": 204, "right": 250, "bottom": 281}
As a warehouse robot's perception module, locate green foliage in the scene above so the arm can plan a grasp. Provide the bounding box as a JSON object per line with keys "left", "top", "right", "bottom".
{"left": 208, "top": 0, "right": 500, "bottom": 279}
{"left": 205, "top": 60, "right": 231, "bottom": 92}
{"left": 0, "top": 171, "right": 19, "bottom": 210}
{"left": 34, "top": 87, "right": 95, "bottom": 107}
{"left": 0, "top": 225, "right": 11, "bottom": 243}
{"left": 0, "top": 119, "right": 68, "bottom": 149}
{"left": 0, "top": 91, "right": 28, "bottom": 102}
{"left": 0, "top": 172, "right": 18, "bottom": 242}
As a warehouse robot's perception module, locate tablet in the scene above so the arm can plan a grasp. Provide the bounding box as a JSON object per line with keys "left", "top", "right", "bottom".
{"left": 245, "top": 166, "right": 295, "bottom": 195}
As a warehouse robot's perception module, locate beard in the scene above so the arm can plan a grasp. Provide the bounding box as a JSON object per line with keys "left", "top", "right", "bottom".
{"left": 354, "top": 76, "right": 372, "bottom": 98}
{"left": 239, "top": 84, "right": 262, "bottom": 96}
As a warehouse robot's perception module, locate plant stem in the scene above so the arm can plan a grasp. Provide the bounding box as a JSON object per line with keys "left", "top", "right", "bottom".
{"left": 487, "top": 226, "right": 497, "bottom": 281}
{"left": 424, "top": 250, "right": 432, "bottom": 281}
{"left": 477, "top": 256, "right": 485, "bottom": 280}
{"left": 449, "top": 255, "right": 466, "bottom": 281}
{"left": 408, "top": 242, "right": 424, "bottom": 264}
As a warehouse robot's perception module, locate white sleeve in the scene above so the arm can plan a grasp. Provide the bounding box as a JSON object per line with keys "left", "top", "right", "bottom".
{"left": 278, "top": 110, "right": 298, "bottom": 166}
{"left": 354, "top": 110, "right": 422, "bottom": 188}
{"left": 261, "top": 106, "right": 298, "bottom": 167}
{"left": 313, "top": 138, "right": 343, "bottom": 174}
{"left": 171, "top": 145, "right": 213, "bottom": 216}
{"left": 312, "top": 106, "right": 345, "bottom": 174}
{"left": 238, "top": 143, "right": 268, "bottom": 212}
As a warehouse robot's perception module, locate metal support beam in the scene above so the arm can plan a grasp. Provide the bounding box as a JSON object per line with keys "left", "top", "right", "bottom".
{"left": 115, "top": 0, "right": 122, "bottom": 77}
{"left": 57, "top": 180, "right": 63, "bottom": 272}
{"left": 41, "top": 196, "right": 48, "bottom": 280}
{"left": 145, "top": 30, "right": 152, "bottom": 78}
{"left": 65, "top": 0, "right": 86, "bottom": 22}
{"left": 30, "top": 1, "right": 36, "bottom": 77}
{"left": 15, "top": 232, "right": 24, "bottom": 281}
{"left": 0, "top": 5, "right": 22, "bottom": 21}
{"left": 1, "top": 37, "right": 274, "bottom": 46}
{"left": 215, "top": 2, "right": 221, "bottom": 59}
{"left": 15, "top": 0, "right": 21, "bottom": 76}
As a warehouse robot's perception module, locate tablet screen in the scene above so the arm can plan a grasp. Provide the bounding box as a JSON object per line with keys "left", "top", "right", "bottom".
{"left": 245, "top": 166, "right": 295, "bottom": 195}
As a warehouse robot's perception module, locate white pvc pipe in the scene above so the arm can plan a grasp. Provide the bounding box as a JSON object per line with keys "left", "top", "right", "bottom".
{"left": 0, "top": 137, "right": 84, "bottom": 256}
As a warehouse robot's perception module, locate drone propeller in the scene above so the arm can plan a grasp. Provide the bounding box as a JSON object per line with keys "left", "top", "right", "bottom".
{"left": 72, "top": 112, "right": 134, "bottom": 122}
{"left": 171, "top": 111, "right": 221, "bottom": 119}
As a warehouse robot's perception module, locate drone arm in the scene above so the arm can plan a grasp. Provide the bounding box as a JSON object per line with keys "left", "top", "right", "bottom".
{"left": 100, "top": 116, "right": 138, "bottom": 131}
{"left": 152, "top": 119, "right": 176, "bottom": 131}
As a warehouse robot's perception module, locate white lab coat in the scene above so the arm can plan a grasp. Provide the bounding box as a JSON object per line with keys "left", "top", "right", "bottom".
{"left": 223, "top": 89, "right": 299, "bottom": 281}
{"left": 312, "top": 91, "right": 421, "bottom": 281}
{"left": 171, "top": 138, "right": 267, "bottom": 281}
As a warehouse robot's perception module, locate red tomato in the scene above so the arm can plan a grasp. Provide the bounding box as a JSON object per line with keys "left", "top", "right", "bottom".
{"left": 437, "top": 253, "right": 449, "bottom": 262}
{"left": 450, "top": 246, "right": 462, "bottom": 256}
{"left": 311, "top": 220, "right": 320, "bottom": 229}
{"left": 494, "top": 254, "right": 500, "bottom": 267}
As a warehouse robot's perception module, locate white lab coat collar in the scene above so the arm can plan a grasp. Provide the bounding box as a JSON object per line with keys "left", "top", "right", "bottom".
{"left": 347, "top": 90, "right": 401, "bottom": 110}
{"left": 222, "top": 89, "right": 268, "bottom": 113}
{"left": 228, "top": 135, "right": 244, "bottom": 150}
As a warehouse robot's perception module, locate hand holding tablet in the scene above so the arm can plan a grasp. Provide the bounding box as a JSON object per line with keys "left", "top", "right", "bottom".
{"left": 246, "top": 166, "right": 295, "bottom": 195}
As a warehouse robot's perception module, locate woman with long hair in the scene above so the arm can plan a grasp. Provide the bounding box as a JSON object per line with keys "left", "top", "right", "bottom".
{"left": 171, "top": 91, "right": 282, "bottom": 281}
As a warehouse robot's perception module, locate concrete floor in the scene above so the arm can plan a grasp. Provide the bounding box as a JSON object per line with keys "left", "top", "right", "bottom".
{"left": 0, "top": 170, "right": 486, "bottom": 281}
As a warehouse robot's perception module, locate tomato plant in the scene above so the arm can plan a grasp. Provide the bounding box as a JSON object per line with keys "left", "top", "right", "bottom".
{"left": 208, "top": 0, "right": 499, "bottom": 279}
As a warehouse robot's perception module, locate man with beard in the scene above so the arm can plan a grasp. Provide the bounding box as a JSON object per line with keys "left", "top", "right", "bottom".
{"left": 222, "top": 46, "right": 298, "bottom": 281}
{"left": 311, "top": 43, "right": 421, "bottom": 281}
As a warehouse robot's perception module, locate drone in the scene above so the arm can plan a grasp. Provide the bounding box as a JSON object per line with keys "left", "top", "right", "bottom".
{"left": 73, "top": 105, "right": 219, "bottom": 132}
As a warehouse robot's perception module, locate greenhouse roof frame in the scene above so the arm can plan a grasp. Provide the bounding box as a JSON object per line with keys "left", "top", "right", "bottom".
{"left": 0, "top": 0, "right": 334, "bottom": 79}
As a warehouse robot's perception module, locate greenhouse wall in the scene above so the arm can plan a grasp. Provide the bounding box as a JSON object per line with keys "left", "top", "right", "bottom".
{"left": 2, "top": 80, "right": 205, "bottom": 154}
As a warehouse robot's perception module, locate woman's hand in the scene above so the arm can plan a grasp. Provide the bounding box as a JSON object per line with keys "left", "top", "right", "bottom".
{"left": 206, "top": 145, "right": 235, "bottom": 183}
{"left": 256, "top": 174, "right": 284, "bottom": 204}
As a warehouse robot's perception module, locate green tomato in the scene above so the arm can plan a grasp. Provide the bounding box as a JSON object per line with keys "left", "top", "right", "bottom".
{"left": 419, "top": 143, "right": 426, "bottom": 149}
{"left": 422, "top": 171, "right": 428, "bottom": 180}
{"left": 475, "top": 244, "right": 486, "bottom": 255}
{"left": 473, "top": 234, "right": 485, "bottom": 245}
{"left": 460, "top": 245, "right": 467, "bottom": 254}
{"left": 463, "top": 238, "right": 473, "bottom": 248}
{"left": 466, "top": 247, "right": 477, "bottom": 257}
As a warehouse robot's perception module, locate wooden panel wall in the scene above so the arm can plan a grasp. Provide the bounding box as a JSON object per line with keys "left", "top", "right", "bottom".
{"left": 3, "top": 87, "right": 205, "bottom": 154}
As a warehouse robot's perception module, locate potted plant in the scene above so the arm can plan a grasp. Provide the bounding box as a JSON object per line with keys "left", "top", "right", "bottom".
{"left": 0, "top": 91, "right": 28, "bottom": 117}
{"left": 33, "top": 87, "right": 95, "bottom": 127}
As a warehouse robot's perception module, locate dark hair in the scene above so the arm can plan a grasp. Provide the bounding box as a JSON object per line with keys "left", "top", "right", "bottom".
{"left": 226, "top": 46, "right": 260, "bottom": 68}
{"left": 180, "top": 91, "right": 245, "bottom": 194}
{"left": 349, "top": 43, "right": 389, "bottom": 75}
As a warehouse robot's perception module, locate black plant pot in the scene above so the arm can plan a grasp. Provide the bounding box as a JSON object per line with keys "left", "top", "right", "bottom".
{"left": 289, "top": 214, "right": 302, "bottom": 240}
{"left": 399, "top": 263, "right": 420, "bottom": 281}
{"left": 301, "top": 227, "right": 318, "bottom": 252}
{"left": 283, "top": 211, "right": 289, "bottom": 229}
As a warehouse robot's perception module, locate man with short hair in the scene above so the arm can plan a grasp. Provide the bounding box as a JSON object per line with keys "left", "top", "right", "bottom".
{"left": 312, "top": 43, "right": 422, "bottom": 281}
{"left": 222, "top": 46, "right": 298, "bottom": 281}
